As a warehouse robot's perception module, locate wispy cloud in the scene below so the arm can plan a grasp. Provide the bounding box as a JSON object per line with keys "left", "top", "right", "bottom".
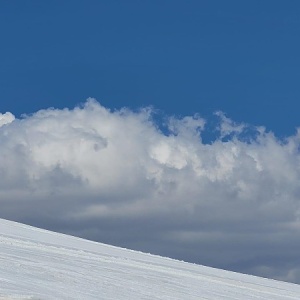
{"left": 1, "top": 99, "right": 300, "bottom": 283}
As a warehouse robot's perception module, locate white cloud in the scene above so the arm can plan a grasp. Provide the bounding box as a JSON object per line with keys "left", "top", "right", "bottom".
{"left": 1, "top": 99, "right": 300, "bottom": 283}
{"left": 0, "top": 112, "right": 15, "bottom": 127}
{"left": 215, "top": 111, "right": 245, "bottom": 138}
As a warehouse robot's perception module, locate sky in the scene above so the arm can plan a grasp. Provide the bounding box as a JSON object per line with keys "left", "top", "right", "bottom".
{"left": 1, "top": 0, "right": 300, "bottom": 283}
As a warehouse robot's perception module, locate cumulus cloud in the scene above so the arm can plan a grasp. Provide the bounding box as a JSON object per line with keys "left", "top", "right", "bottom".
{"left": 1, "top": 99, "right": 300, "bottom": 283}
{"left": 0, "top": 112, "right": 15, "bottom": 127}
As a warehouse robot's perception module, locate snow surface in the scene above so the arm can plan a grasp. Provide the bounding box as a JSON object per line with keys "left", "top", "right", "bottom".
{"left": 0, "top": 219, "right": 300, "bottom": 299}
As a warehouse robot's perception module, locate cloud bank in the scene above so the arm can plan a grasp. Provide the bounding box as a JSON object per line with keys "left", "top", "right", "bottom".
{"left": 1, "top": 99, "right": 300, "bottom": 283}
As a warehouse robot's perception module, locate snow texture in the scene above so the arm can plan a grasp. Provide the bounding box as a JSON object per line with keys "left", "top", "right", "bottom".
{"left": 0, "top": 218, "right": 299, "bottom": 299}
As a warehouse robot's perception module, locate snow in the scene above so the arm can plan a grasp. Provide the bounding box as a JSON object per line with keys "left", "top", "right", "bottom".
{"left": 0, "top": 218, "right": 299, "bottom": 299}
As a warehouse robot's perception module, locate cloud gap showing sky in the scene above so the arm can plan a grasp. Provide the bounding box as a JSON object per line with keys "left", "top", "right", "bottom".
{"left": 1, "top": 99, "right": 300, "bottom": 283}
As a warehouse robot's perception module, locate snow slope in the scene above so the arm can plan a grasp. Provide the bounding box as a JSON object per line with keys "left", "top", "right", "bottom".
{"left": 0, "top": 219, "right": 299, "bottom": 299}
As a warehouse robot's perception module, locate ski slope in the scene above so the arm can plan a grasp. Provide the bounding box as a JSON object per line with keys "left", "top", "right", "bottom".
{"left": 0, "top": 219, "right": 299, "bottom": 299}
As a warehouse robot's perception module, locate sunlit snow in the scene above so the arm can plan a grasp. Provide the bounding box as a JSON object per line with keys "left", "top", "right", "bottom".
{"left": 0, "top": 218, "right": 299, "bottom": 299}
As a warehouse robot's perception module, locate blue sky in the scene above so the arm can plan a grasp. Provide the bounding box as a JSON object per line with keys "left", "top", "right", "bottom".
{"left": 1, "top": 1, "right": 300, "bottom": 137}
{"left": 2, "top": 1, "right": 300, "bottom": 283}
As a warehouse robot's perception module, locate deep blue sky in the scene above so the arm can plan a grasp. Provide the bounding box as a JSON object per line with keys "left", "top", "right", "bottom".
{"left": 1, "top": 1, "right": 300, "bottom": 137}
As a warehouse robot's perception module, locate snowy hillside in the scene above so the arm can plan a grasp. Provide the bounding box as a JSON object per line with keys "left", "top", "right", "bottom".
{"left": 0, "top": 219, "right": 299, "bottom": 299}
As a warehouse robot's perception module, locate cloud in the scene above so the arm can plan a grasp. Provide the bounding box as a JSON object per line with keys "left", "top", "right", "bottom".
{"left": 0, "top": 112, "right": 15, "bottom": 127}
{"left": 214, "top": 111, "right": 245, "bottom": 138}
{"left": 1, "top": 99, "right": 300, "bottom": 283}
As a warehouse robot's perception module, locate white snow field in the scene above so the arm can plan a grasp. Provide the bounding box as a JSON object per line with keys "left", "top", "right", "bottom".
{"left": 0, "top": 219, "right": 300, "bottom": 300}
